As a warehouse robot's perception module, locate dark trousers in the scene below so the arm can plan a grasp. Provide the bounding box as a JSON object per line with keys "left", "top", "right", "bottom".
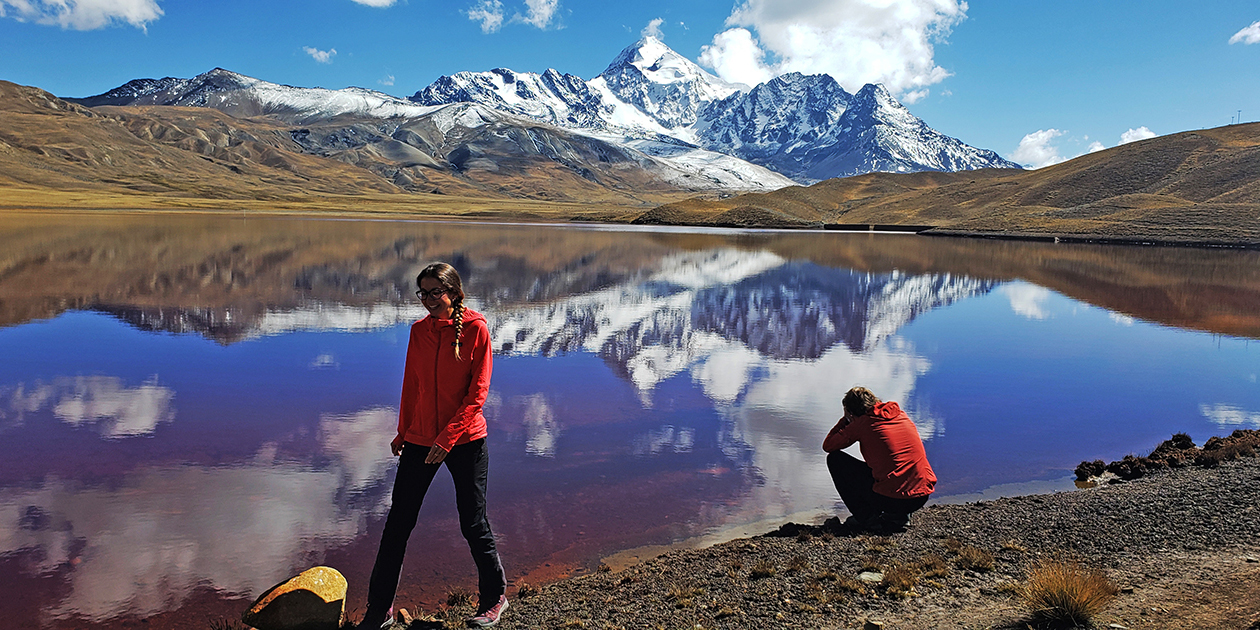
{"left": 827, "top": 450, "right": 928, "bottom": 522}
{"left": 364, "top": 439, "right": 506, "bottom": 621}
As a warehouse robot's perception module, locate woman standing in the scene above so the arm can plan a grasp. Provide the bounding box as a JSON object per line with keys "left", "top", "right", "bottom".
{"left": 359, "top": 262, "right": 508, "bottom": 629}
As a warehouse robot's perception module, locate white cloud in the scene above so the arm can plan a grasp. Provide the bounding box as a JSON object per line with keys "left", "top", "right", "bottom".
{"left": 302, "top": 46, "right": 336, "bottom": 64}
{"left": 1118, "top": 126, "right": 1156, "bottom": 145}
{"left": 999, "top": 282, "right": 1052, "bottom": 320}
{"left": 1200, "top": 403, "right": 1260, "bottom": 428}
{"left": 698, "top": 0, "right": 966, "bottom": 97}
{"left": 350, "top": 0, "right": 396, "bottom": 6}
{"left": 1087, "top": 141, "right": 1106, "bottom": 153}
{"left": 902, "top": 88, "right": 929, "bottom": 104}
{"left": 0, "top": 0, "right": 161, "bottom": 30}
{"left": 1229, "top": 20, "right": 1260, "bottom": 45}
{"left": 1011, "top": 128, "right": 1067, "bottom": 169}
{"left": 699, "top": 28, "right": 774, "bottom": 86}
{"left": 466, "top": 0, "right": 503, "bottom": 33}
{"left": 1109, "top": 312, "right": 1135, "bottom": 326}
{"left": 642, "top": 16, "right": 664, "bottom": 40}
{"left": 3, "top": 376, "right": 175, "bottom": 438}
{"left": 517, "top": 0, "right": 557, "bottom": 29}
{"left": 378, "top": 74, "right": 395, "bottom": 87}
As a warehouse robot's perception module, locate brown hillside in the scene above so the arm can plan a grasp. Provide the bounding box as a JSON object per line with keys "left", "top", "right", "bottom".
{"left": 0, "top": 80, "right": 689, "bottom": 213}
{"left": 640, "top": 124, "right": 1260, "bottom": 245}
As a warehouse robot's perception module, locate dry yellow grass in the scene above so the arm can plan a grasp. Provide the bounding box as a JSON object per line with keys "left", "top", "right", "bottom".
{"left": 1021, "top": 559, "right": 1119, "bottom": 626}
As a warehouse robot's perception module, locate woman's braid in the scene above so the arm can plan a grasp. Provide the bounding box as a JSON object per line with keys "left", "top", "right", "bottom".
{"left": 452, "top": 300, "right": 465, "bottom": 360}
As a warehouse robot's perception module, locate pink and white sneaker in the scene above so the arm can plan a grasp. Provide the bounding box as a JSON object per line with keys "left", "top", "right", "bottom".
{"left": 467, "top": 595, "right": 508, "bottom": 628}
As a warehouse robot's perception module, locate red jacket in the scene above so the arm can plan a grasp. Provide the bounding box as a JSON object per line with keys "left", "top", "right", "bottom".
{"left": 395, "top": 308, "right": 492, "bottom": 452}
{"left": 823, "top": 401, "right": 936, "bottom": 499}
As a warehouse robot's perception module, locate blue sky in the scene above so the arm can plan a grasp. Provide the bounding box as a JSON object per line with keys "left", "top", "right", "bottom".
{"left": 1, "top": 0, "right": 1258, "bottom": 168}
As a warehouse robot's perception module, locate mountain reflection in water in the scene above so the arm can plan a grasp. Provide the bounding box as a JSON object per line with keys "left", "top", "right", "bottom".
{"left": 1, "top": 213, "right": 1259, "bottom": 629}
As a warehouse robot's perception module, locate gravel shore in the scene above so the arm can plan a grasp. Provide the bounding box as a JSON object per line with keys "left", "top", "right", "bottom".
{"left": 384, "top": 449, "right": 1260, "bottom": 630}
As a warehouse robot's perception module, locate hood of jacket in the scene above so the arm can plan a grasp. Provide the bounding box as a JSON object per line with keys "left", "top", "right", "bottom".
{"left": 870, "top": 401, "right": 904, "bottom": 421}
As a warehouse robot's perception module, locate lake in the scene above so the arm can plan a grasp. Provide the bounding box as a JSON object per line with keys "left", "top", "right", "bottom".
{"left": 1, "top": 212, "right": 1258, "bottom": 629}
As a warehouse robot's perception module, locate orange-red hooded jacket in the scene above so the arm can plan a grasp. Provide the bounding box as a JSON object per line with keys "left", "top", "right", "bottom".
{"left": 394, "top": 308, "right": 492, "bottom": 453}
{"left": 823, "top": 401, "right": 936, "bottom": 499}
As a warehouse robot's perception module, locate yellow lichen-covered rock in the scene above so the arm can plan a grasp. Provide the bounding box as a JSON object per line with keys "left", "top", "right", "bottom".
{"left": 242, "top": 566, "right": 347, "bottom": 630}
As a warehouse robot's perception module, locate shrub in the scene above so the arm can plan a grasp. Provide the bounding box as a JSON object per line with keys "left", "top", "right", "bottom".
{"left": 1073, "top": 459, "right": 1105, "bottom": 481}
{"left": 1105, "top": 455, "right": 1148, "bottom": 480}
{"left": 516, "top": 581, "right": 538, "bottom": 598}
{"left": 942, "top": 537, "right": 963, "bottom": 553}
{"left": 1021, "top": 559, "right": 1118, "bottom": 626}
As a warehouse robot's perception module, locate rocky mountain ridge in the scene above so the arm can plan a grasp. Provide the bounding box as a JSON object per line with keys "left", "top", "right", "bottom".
{"left": 70, "top": 37, "right": 1018, "bottom": 190}
{"left": 409, "top": 36, "right": 1021, "bottom": 182}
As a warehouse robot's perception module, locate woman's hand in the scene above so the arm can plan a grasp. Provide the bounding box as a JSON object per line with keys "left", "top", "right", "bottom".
{"left": 390, "top": 436, "right": 405, "bottom": 457}
{"left": 425, "top": 444, "right": 449, "bottom": 464}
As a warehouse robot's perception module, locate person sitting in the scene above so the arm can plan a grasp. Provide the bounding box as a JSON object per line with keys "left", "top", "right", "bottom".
{"left": 823, "top": 387, "right": 936, "bottom": 532}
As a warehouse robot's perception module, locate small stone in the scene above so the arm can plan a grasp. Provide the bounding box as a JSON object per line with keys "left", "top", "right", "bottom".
{"left": 863, "top": 621, "right": 885, "bottom": 630}
{"left": 1108, "top": 625, "right": 1130, "bottom": 630}
{"left": 857, "top": 571, "right": 884, "bottom": 584}
{"left": 242, "top": 566, "right": 347, "bottom": 630}
{"left": 396, "top": 608, "right": 413, "bottom": 625}
{"left": 1244, "top": 556, "right": 1259, "bottom": 563}
{"left": 1121, "top": 586, "right": 1135, "bottom": 594}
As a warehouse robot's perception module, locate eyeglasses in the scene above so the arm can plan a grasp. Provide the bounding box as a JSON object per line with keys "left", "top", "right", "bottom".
{"left": 415, "top": 287, "right": 450, "bottom": 301}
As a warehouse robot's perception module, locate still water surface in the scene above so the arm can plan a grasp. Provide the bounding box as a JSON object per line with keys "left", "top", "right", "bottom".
{"left": 1, "top": 213, "right": 1258, "bottom": 629}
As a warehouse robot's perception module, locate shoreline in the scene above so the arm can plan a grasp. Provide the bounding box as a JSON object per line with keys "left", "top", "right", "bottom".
{"left": 383, "top": 451, "right": 1260, "bottom": 629}
{"left": 4, "top": 205, "right": 1260, "bottom": 251}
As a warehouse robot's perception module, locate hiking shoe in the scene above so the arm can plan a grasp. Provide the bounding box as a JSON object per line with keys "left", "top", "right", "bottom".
{"left": 869, "top": 512, "right": 910, "bottom": 534}
{"left": 356, "top": 606, "right": 393, "bottom": 630}
{"left": 467, "top": 595, "right": 508, "bottom": 628}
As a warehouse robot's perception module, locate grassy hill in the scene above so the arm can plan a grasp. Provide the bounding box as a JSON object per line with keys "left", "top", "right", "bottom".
{"left": 638, "top": 123, "right": 1260, "bottom": 245}
{"left": 3, "top": 77, "right": 1258, "bottom": 245}
{"left": 0, "top": 80, "right": 687, "bottom": 218}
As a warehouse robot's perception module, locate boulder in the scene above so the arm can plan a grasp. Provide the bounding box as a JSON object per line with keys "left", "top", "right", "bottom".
{"left": 242, "top": 566, "right": 347, "bottom": 630}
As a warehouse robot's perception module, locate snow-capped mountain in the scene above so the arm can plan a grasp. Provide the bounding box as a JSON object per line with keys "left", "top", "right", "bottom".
{"left": 413, "top": 36, "right": 1020, "bottom": 182}
{"left": 70, "top": 36, "right": 1018, "bottom": 193}
{"left": 74, "top": 68, "right": 441, "bottom": 123}
{"left": 70, "top": 67, "right": 794, "bottom": 194}
{"left": 692, "top": 72, "right": 853, "bottom": 176}
{"left": 411, "top": 68, "right": 609, "bottom": 129}
{"left": 588, "top": 35, "right": 744, "bottom": 133}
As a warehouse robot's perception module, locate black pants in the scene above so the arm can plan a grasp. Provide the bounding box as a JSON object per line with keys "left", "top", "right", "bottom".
{"left": 364, "top": 439, "right": 506, "bottom": 621}
{"left": 827, "top": 450, "right": 928, "bottom": 522}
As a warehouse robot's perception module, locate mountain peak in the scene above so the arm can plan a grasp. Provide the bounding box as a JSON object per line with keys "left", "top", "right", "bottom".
{"left": 602, "top": 36, "right": 737, "bottom": 90}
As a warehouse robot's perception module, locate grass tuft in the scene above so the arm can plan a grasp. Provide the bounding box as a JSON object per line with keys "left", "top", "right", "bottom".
{"left": 881, "top": 563, "right": 920, "bottom": 599}
{"left": 858, "top": 555, "right": 882, "bottom": 573}
{"left": 516, "top": 581, "right": 538, "bottom": 598}
{"left": 787, "top": 555, "right": 809, "bottom": 573}
{"left": 917, "top": 553, "right": 949, "bottom": 578}
{"left": 865, "top": 535, "right": 893, "bottom": 553}
{"left": 1021, "top": 559, "right": 1119, "bottom": 626}
{"left": 956, "top": 546, "right": 995, "bottom": 572}
{"left": 445, "top": 587, "right": 474, "bottom": 608}
{"left": 749, "top": 560, "right": 776, "bottom": 579}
